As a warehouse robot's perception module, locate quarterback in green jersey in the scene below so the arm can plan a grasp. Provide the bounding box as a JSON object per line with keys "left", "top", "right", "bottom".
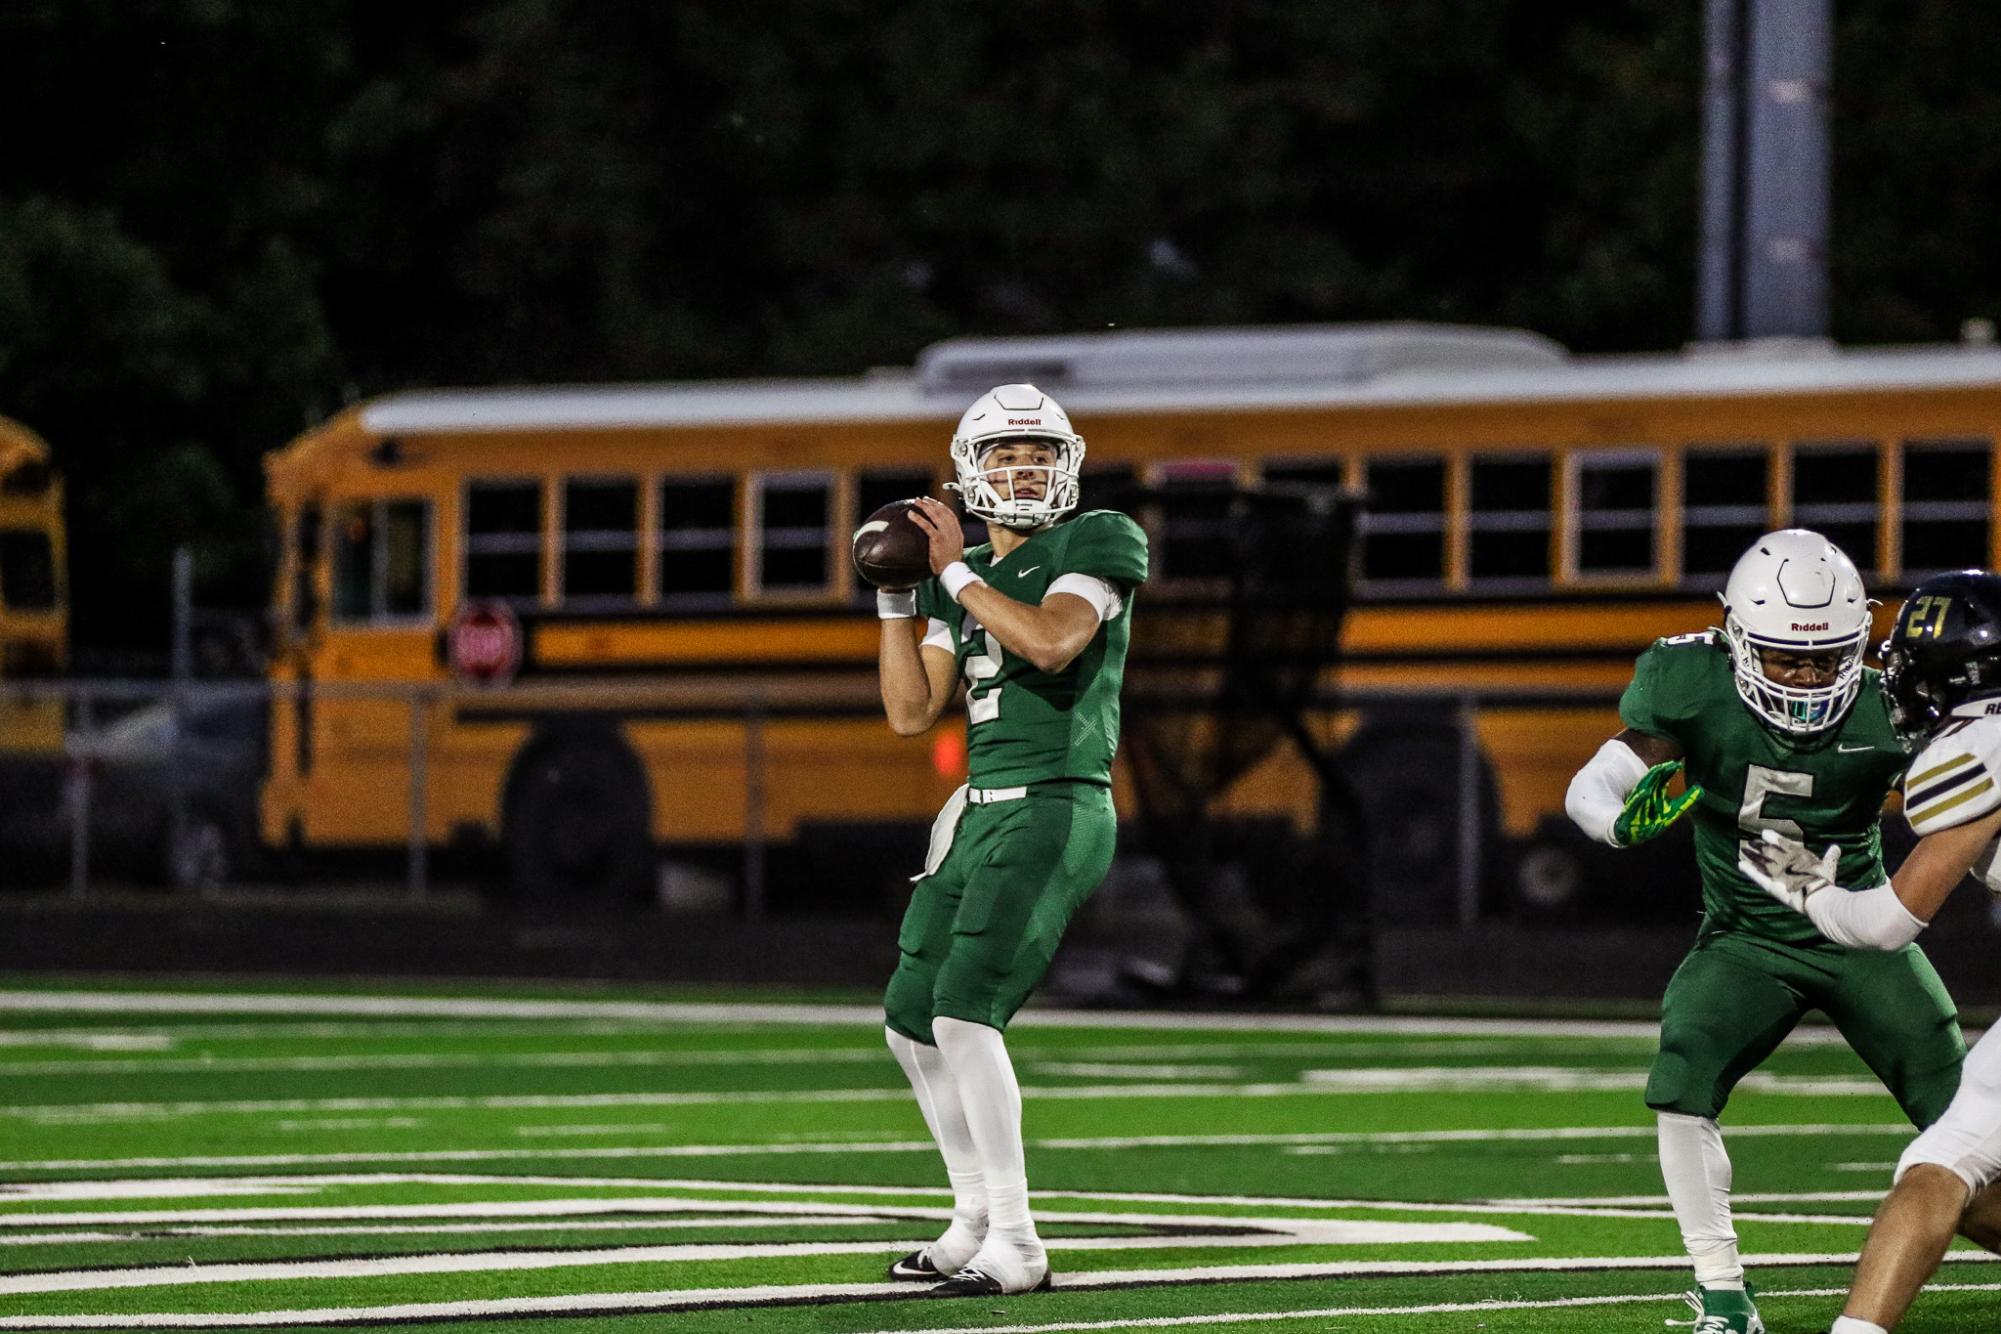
{"left": 873, "top": 383, "right": 1148, "bottom": 1298}
{"left": 1565, "top": 529, "right": 1964, "bottom": 1334}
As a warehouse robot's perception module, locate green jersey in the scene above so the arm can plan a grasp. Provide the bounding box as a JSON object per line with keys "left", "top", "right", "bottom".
{"left": 1619, "top": 630, "right": 1909, "bottom": 942}
{"left": 916, "top": 509, "right": 1149, "bottom": 788}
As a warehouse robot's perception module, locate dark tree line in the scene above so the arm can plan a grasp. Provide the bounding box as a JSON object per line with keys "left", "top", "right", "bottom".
{"left": 1, "top": 1, "right": 1997, "bottom": 663}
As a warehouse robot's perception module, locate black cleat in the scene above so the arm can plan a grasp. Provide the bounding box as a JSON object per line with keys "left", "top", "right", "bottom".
{"left": 886, "top": 1249, "right": 945, "bottom": 1282}
{"left": 926, "top": 1265, "right": 1053, "bottom": 1297}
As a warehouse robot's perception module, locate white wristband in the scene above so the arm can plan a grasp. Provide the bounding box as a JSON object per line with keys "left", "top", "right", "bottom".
{"left": 876, "top": 588, "right": 917, "bottom": 620}
{"left": 940, "top": 561, "right": 984, "bottom": 603}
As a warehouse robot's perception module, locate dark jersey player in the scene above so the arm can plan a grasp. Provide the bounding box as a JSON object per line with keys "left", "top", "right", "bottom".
{"left": 1564, "top": 529, "right": 1964, "bottom": 1334}
{"left": 871, "top": 382, "right": 1148, "bottom": 1297}
{"left": 1745, "top": 571, "right": 2001, "bottom": 1334}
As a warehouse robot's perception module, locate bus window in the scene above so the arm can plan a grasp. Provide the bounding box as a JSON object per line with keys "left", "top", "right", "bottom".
{"left": 290, "top": 507, "right": 322, "bottom": 635}
{"left": 1793, "top": 441, "right": 1879, "bottom": 570}
{"left": 856, "top": 469, "right": 935, "bottom": 519}
{"left": 852, "top": 469, "right": 935, "bottom": 603}
{"left": 0, "top": 529, "right": 56, "bottom": 610}
{"left": 1681, "top": 447, "right": 1768, "bottom": 580}
{"left": 1467, "top": 455, "right": 1551, "bottom": 586}
{"left": 752, "top": 473, "right": 832, "bottom": 595}
{"left": 1572, "top": 452, "right": 1658, "bottom": 578}
{"left": 1151, "top": 461, "right": 1239, "bottom": 583}
{"left": 464, "top": 480, "right": 543, "bottom": 603}
{"left": 561, "top": 478, "right": 639, "bottom": 604}
{"left": 659, "top": 477, "right": 734, "bottom": 604}
{"left": 1902, "top": 439, "right": 1992, "bottom": 576}
{"left": 0, "top": 459, "right": 51, "bottom": 496}
{"left": 1355, "top": 456, "right": 1446, "bottom": 588}
{"left": 1263, "top": 460, "right": 1346, "bottom": 491}
{"left": 332, "top": 500, "right": 432, "bottom": 623}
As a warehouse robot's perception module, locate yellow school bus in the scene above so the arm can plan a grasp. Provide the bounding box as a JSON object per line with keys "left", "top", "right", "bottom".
{"left": 0, "top": 417, "right": 67, "bottom": 755}
{"left": 259, "top": 325, "right": 2001, "bottom": 907}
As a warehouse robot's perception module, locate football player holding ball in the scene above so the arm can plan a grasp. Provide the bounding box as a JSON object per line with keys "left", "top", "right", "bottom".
{"left": 860, "top": 383, "right": 1147, "bottom": 1297}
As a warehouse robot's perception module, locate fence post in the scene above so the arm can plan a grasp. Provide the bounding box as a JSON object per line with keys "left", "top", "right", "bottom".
{"left": 1455, "top": 697, "right": 1481, "bottom": 928}
{"left": 742, "top": 691, "right": 766, "bottom": 919}
{"left": 66, "top": 690, "right": 93, "bottom": 897}
{"left": 407, "top": 688, "right": 428, "bottom": 898}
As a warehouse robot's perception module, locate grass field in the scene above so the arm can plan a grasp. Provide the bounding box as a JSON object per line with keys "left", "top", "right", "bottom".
{"left": 0, "top": 980, "right": 1996, "bottom": 1332}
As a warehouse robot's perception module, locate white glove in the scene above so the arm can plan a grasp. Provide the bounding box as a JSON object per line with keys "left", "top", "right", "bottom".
{"left": 1738, "top": 828, "right": 1839, "bottom": 913}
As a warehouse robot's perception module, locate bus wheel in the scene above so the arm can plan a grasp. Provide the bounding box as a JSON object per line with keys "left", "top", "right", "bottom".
{"left": 1333, "top": 710, "right": 1500, "bottom": 926}
{"left": 500, "top": 725, "right": 654, "bottom": 911}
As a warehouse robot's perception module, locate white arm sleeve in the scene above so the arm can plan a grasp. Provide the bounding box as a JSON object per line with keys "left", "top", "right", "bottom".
{"left": 1802, "top": 880, "right": 1928, "bottom": 950}
{"left": 1565, "top": 738, "right": 1651, "bottom": 847}
{"left": 1974, "top": 837, "right": 2001, "bottom": 897}
{"left": 1045, "top": 573, "right": 1123, "bottom": 622}
{"left": 921, "top": 618, "right": 953, "bottom": 654}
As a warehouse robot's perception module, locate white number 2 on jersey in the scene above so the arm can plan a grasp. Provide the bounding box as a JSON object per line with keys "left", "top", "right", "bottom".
{"left": 961, "top": 610, "right": 1003, "bottom": 724}
{"left": 1740, "top": 763, "right": 1814, "bottom": 838}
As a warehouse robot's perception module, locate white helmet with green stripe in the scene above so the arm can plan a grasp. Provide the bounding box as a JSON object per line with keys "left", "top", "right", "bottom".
{"left": 1720, "top": 529, "right": 1871, "bottom": 735}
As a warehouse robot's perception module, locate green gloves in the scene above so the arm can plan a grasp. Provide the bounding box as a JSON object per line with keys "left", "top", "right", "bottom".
{"left": 1612, "top": 761, "right": 1703, "bottom": 847}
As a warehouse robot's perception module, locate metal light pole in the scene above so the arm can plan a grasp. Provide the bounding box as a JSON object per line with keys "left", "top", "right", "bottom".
{"left": 1697, "top": 0, "right": 1831, "bottom": 340}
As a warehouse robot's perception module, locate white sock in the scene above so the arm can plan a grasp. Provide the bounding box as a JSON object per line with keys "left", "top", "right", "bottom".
{"left": 886, "top": 1026, "right": 986, "bottom": 1266}
{"left": 933, "top": 1015, "right": 1045, "bottom": 1279}
{"left": 1658, "top": 1112, "right": 1743, "bottom": 1287}
{"left": 1829, "top": 1319, "right": 1888, "bottom": 1334}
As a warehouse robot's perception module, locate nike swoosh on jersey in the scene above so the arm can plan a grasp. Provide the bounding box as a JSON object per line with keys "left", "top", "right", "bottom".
{"left": 1017, "top": 565, "right": 1041, "bottom": 577}
{"left": 1836, "top": 743, "right": 1875, "bottom": 753}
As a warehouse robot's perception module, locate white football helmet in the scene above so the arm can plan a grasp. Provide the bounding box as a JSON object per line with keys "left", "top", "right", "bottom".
{"left": 947, "top": 383, "right": 1084, "bottom": 530}
{"left": 1719, "top": 529, "right": 1871, "bottom": 735}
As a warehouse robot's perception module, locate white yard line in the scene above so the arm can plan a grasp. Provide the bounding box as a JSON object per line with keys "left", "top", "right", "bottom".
{"left": 0, "top": 1214, "right": 1533, "bottom": 1295}
{"left": 0, "top": 990, "right": 1956, "bottom": 1045}
{"left": 3, "top": 1259, "right": 1997, "bottom": 1329}
{"left": 0, "top": 1048, "right": 899, "bottom": 1076}
{"left": 0, "top": 1170, "right": 1875, "bottom": 1230}
{"left": 0, "top": 1071, "right": 1909, "bottom": 1129}
{"left": 1027, "top": 1063, "right": 1249, "bottom": 1079}
{"left": 0, "top": 1215, "right": 904, "bottom": 1243}
{"left": 0, "top": 1121, "right": 1915, "bottom": 1174}
{"left": 0, "top": 990, "right": 1727, "bottom": 1038}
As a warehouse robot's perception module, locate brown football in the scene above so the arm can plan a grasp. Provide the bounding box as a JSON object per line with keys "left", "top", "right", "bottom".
{"left": 852, "top": 499, "right": 933, "bottom": 590}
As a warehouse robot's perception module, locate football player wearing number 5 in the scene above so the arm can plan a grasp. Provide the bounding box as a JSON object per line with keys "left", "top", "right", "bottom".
{"left": 1742, "top": 572, "right": 2001, "bottom": 1334}
{"left": 873, "top": 383, "right": 1148, "bottom": 1297}
{"left": 1564, "top": 529, "right": 1964, "bottom": 1334}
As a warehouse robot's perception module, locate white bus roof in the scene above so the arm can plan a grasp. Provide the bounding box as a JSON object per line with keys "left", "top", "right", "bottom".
{"left": 357, "top": 324, "right": 2001, "bottom": 437}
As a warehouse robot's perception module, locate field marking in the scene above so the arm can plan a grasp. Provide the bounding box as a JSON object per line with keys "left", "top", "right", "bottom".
{"left": 0, "top": 1182, "right": 321, "bottom": 1203}
{"left": 0, "top": 1068, "right": 1909, "bottom": 1126}
{"left": 0, "top": 1048, "right": 901, "bottom": 1077}
{"left": 1492, "top": 1190, "right": 1884, "bottom": 1206}
{"left": 0, "top": 1215, "right": 905, "bottom": 1244}
{"left": 845, "top": 1281, "right": 2001, "bottom": 1334}
{"left": 0, "top": 1032, "right": 175, "bottom": 1051}
{"left": 4, "top": 1257, "right": 1998, "bottom": 1329}
{"left": 0, "top": 1210, "right": 1534, "bottom": 1296}
{"left": 1027, "top": 1063, "right": 1249, "bottom": 1079}
{"left": 0, "top": 990, "right": 1823, "bottom": 1040}
{"left": 0, "top": 1175, "right": 1536, "bottom": 1238}
{"left": 0, "top": 1195, "right": 952, "bottom": 1228}
{"left": 0, "top": 1168, "right": 1870, "bottom": 1230}
{"left": 0, "top": 1120, "right": 1915, "bottom": 1174}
